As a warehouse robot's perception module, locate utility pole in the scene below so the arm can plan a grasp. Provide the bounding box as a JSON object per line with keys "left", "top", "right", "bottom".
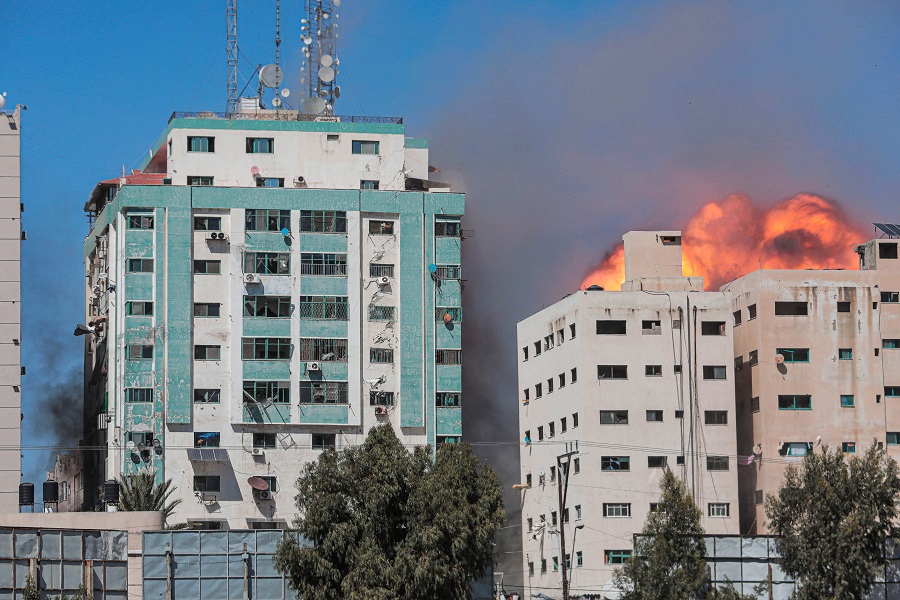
{"left": 557, "top": 442, "right": 579, "bottom": 600}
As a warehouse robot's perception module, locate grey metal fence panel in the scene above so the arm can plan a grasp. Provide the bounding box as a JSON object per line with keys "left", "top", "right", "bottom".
{"left": 13, "top": 534, "right": 35, "bottom": 559}
{"left": 106, "top": 562, "right": 127, "bottom": 591}
{"left": 228, "top": 553, "right": 247, "bottom": 578}
{"left": 256, "top": 556, "right": 280, "bottom": 578}
{"left": 228, "top": 577, "right": 246, "bottom": 599}
{"left": 39, "top": 531, "right": 60, "bottom": 561}
{"left": 142, "top": 556, "right": 167, "bottom": 579}
{"left": 257, "top": 577, "right": 285, "bottom": 600}
{"left": 200, "top": 554, "right": 228, "bottom": 578}
{"left": 715, "top": 560, "right": 742, "bottom": 583}
{"left": 715, "top": 536, "right": 741, "bottom": 558}
{"left": 172, "top": 531, "right": 200, "bottom": 554}
{"left": 229, "top": 531, "right": 256, "bottom": 553}
{"left": 742, "top": 536, "right": 768, "bottom": 559}
{"left": 200, "top": 531, "right": 228, "bottom": 555}
{"left": 13, "top": 561, "right": 30, "bottom": 589}
{"left": 742, "top": 561, "right": 768, "bottom": 581}
{"left": 143, "top": 532, "right": 171, "bottom": 555}
{"left": 174, "top": 555, "right": 200, "bottom": 579}
{"left": 61, "top": 532, "right": 81, "bottom": 560}
{"left": 0, "top": 533, "right": 11, "bottom": 560}
{"left": 143, "top": 577, "right": 166, "bottom": 599}
{"left": 60, "top": 561, "right": 81, "bottom": 589}
{"left": 38, "top": 562, "right": 59, "bottom": 590}
{"left": 257, "top": 531, "right": 280, "bottom": 553}
{"left": 172, "top": 578, "right": 200, "bottom": 598}
{"left": 772, "top": 582, "right": 794, "bottom": 600}
{"left": 201, "top": 577, "right": 228, "bottom": 599}
{"left": 0, "top": 559, "right": 11, "bottom": 588}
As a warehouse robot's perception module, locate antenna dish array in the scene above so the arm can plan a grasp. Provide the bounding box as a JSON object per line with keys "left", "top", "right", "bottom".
{"left": 299, "top": 0, "right": 341, "bottom": 116}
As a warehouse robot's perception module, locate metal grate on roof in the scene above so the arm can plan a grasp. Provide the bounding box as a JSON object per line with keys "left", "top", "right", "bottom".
{"left": 186, "top": 448, "right": 230, "bottom": 462}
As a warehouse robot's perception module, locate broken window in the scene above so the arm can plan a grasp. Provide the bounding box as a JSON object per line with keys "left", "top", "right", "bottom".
{"left": 312, "top": 434, "right": 337, "bottom": 450}
{"left": 522, "top": 346, "right": 528, "bottom": 362}
{"left": 246, "top": 209, "right": 290, "bottom": 232}
{"left": 646, "top": 410, "right": 663, "bottom": 422}
{"left": 601, "top": 456, "right": 630, "bottom": 471}
{"left": 126, "top": 214, "right": 154, "bottom": 229}
{"left": 597, "top": 320, "right": 627, "bottom": 335}
{"left": 777, "top": 348, "right": 809, "bottom": 362}
{"left": 369, "top": 392, "right": 395, "bottom": 406}
{"left": 246, "top": 252, "right": 291, "bottom": 275}
{"left": 368, "top": 220, "right": 395, "bottom": 235}
{"left": 298, "top": 381, "right": 348, "bottom": 404}
{"left": 298, "top": 338, "right": 348, "bottom": 361}
{"left": 193, "top": 216, "right": 222, "bottom": 231}
{"left": 778, "top": 394, "right": 812, "bottom": 410}
{"left": 543, "top": 335, "right": 554, "bottom": 351}
{"left": 600, "top": 410, "right": 628, "bottom": 425}
{"left": 244, "top": 296, "right": 291, "bottom": 318}
{"left": 125, "top": 301, "right": 153, "bottom": 316}
{"left": 780, "top": 442, "right": 810, "bottom": 457}
{"left": 193, "top": 476, "right": 221, "bottom": 492}
{"left": 598, "top": 365, "right": 628, "bottom": 379}
{"left": 300, "top": 210, "right": 347, "bottom": 233}
{"left": 436, "top": 392, "right": 461, "bottom": 407}
{"left": 749, "top": 350, "right": 759, "bottom": 366}
{"left": 642, "top": 320, "right": 661, "bottom": 335}
{"left": 701, "top": 321, "right": 726, "bottom": 336}
{"left": 370, "top": 348, "right": 394, "bottom": 364}
{"left": 194, "top": 389, "right": 220, "bottom": 403}
{"left": 775, "top": 301, "right": 808, "bottom": 316}
{"left": 368, "top": 305, "right": 397, "bottom": 321}
{"left": 125, "top": 344, "right": 153, "bottom": 360}
{"left": 194, "top": 432, "right": 220, "bottom": 448}
{"left": 436, "top": 349, "right": 461, "bottom": 365}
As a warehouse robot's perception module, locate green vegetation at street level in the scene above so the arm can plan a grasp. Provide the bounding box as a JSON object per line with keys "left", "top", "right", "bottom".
{"left": 117, "top": 470, "right": 182, "bottom": 522}
{"left": 274, "top": 425, "right": 505, "bottom": 600}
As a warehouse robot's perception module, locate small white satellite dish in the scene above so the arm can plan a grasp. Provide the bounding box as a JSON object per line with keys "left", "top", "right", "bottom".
{"left": 333, "top": 86, "right": 341, "bottom": 99}
{"left": 301, "top": 18, "right": 307, "bottom": 23}
{"left": 333, "top": 0, "right": 340, "bottom": 6}
{"left": 320, "top": 54, "right": 333, "bottom": 67}
{"left": 752, "top": 443, "right": 763, "bottom": 455}
{"left": 0, "top": 93, "right": 6, "bottom": 111}
{"left": 775, "top": 353, "right": 785, "bottom": 364}
{"left": 126, "top": 441, "right": 136, "bottom": 451}
{"left": 318, "top": 66, "right": 335, "bottom": 83}
{"left": 302, "top": 36, "right": 312, "bottom": 45}
{"left": 272, "top": 97, "right": 282, "bottom": 107}
{"left": 259, "top": 64, "right": 284, "bottom": 88}
{"left": 281, "top": 88, "right": 290, "bottom": 98}
{"left": 301, "top": 96, "right": 327, "bottom": 115}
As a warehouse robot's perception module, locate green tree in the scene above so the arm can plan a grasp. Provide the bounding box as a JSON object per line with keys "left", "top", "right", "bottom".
{"left": 117, "top": 470, "right": 182, "bottom": 522}
{"left": 765, "top": 444, "right": 900, "bottom": 600}
{"left": 22, "top": 574, "right": 39, "bottom": 600}
{"left": 274, "top": 425, "right": 505, "bottom": 600}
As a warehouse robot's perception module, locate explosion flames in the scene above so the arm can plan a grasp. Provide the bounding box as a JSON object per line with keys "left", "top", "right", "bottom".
{"left": 581, "top": 193, "right": 866, "bottom": 291}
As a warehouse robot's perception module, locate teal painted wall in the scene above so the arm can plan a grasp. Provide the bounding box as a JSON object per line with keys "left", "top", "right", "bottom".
{"left": 436, "top": 366, "right": 462, "bottom": 391}
{"left": 244, "top": 232, "right": 292, "bottom": 252}
{"left": 164, "top": 198, "right": 194, "bottom": 424}
{"left": 299, "top": 234, "right": 348, "bottom": 253}
{"left": 398, "top": 213, "right": 424, "bottom": 428}
{"left": 124, "top": 274, "right": 154, "bottom": 299}
{"left": 243, "top": 361, "right": 292, "bottom": 380}
{"left": 298, "top": 320, "right": 348, "bottom": 338}
{"left": 298, "top": 404, "right": 349, "bottom": 425}
{"left": 435, "top": 323, "right": 461, "bottom": 349}
{"left": 436, "top": 407, "right": 462, "bottom": 436}
{"left": 301, "top": 362, "right": 348, "bottom": 380}
{"left": 434, "top": 237, "right": 461, "bottom": 263}
{"left": 300, "top": 277, "right": 347, "bottom": 296}
{"left": 243, "top": 403, "right": 291, "bottom": 424}
{"left": 242, "top": 318, "right": 291, "bottom": 337}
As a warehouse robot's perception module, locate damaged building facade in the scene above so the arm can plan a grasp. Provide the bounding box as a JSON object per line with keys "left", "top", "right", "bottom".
{"left": 78, "top": 110, "right": 464, "bottom": 527}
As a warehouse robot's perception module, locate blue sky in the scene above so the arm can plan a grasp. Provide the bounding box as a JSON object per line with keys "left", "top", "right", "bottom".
{"left": 2, "top": 3, "right": 899, "bottom": 576}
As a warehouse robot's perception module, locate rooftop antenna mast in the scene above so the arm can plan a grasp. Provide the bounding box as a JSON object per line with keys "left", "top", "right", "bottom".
{"left": 274, "top": 0, "right": 282, "bottom": 111}
{"left": 226, "top": 0, "right": 238, "bottom": 117}
{"left": 299, "top": 0, "right": 341, "bottom": 117}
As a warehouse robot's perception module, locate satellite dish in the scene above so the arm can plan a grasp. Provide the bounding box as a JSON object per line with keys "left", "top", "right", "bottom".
{"left": 0, "top": 93, "right": 5, "bottom": 111}
{"left": 318, "top": 66, "right": 335, "bottom": 83}
{"left": 259, "top": 64, "right": 284, "bottom": 88}
{"left": 320, "top": 55, "right": 333, "bottom": 67}
{"left": 752, "top": 444, "right": 763, "bottom": 455}
{"left": 301, "top": 96, "right": 327, "bottom": 115}
{"left": 281, "top": 227, "right": 289, "bottom": 236}
{"left": 251, "top": 166, "right": 260, "bottom": 176}
{"left": 247, "top": 476, "right": 269, "bottom": 491}
{"left": 302, "top": 36, "right": 312, "bottom": 45}
{"left": 443, "top": 313, "right": 453, "bottom": 324}
{"left": 775, "top": 353, "right": 785, "bottom": 364}
{"left": 427, "top": 264, "right": 438, "bottom": 273}
{"left": 334, "top": 86, "right": 341, "bottom": 99}
{"left": 333, "top": 0, "right": 340, "bottom": 5}
{"left": 125, "top": 441, "right": 136, "bottom": 451}
{"left": 271, "top": 97, "right": 282, "bottom": 107}
{"left": 281, "top": 88, "right": 290, "bottom": 98}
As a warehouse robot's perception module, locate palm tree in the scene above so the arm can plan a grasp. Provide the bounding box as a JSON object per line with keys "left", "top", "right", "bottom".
{"left": 117, "top": 471, "right": 182, "bottom": 522}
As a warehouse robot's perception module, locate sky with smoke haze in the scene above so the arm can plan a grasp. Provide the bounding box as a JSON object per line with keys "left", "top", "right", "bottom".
{"left": 2, "top": 0, "right": 898, "bottom": 587}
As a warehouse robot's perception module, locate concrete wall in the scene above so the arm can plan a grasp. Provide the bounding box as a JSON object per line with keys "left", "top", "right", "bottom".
{"left": 0, "top": 106, "right": 22, "bottom": 514}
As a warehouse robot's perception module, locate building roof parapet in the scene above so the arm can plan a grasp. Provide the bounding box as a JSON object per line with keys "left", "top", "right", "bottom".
{"left": 168, "top": 110, "right": 402, "bottom": 125}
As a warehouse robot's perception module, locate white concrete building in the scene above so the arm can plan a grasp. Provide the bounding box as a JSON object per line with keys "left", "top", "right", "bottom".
{"left": 78, "top": 109, "right": 464, "bottom": 528}
{"left": 0, "top": 101, "right": 22, "bottom": 513}
{"left": 517, "top": 232, "right": 739, "bottom": 596}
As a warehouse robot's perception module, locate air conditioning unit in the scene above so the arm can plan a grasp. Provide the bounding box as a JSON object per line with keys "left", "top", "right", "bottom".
{"left": 293, "top": 176, "right": 307, "bottom": 188}
{"left": 251, "top": 448, "right": 264, "bottom": 456}
{"left": 254, "top": 489, "right": 273, "bottom": 501}
{"left": 374, "top": 406, "right": 388, "bottom": 416}
{"left": 308, "top": 362, "right": 321, "bottom": 371}
{"left": 378, "top": 276, "right": 390, "bottom": 286}
{"left": 245, "top": 273, "right": 261, "bottom": 284}
{"left": 207, "top": 232, "right": 228, "bottom": 241}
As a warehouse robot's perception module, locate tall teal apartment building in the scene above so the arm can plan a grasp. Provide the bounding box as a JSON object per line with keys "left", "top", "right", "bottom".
{"left": 79, "top": 110, "right": 464, "bottom": 528}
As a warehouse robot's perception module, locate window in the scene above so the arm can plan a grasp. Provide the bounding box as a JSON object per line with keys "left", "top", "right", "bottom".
{"left": 370, "top": 348, "right": 395, "bottom": 364}
{"left": 127, "top": 214, "right": 154, "bottom": 229}
{"left": 125, "top": 388, "right": 153, "bottom": 403}
{"left": 125, "top": 344, "right": 153, "bottom": 360}
{"left": 646, "top": 410, "right": 663, "bottom": 422}
{"left": 747, "top": 350, "right": 759, "bottom": 366}
{"left": 246, "top": 137, "right": 274, "bottom": 153}
{"left": 560, "top": 417, "right": 567, "bottom": 432}
{"left": 187, "top": 136, "right": 214, "bottom": 153}
{"left": 256, "top": 177, "right": 284, "bottom": 188}
{"left": 559, "top": 373, "right": 566, "bottom": 388}
{"left": 435, "top": 265, "right": 461, "bottom": 279}
{"left": 777, "top": 348, "right": 810, "bottom": 362}
{"left": 434, "top": 220, "right": 461, "bottom": 237}
{"left": 674, "top": 364, "right": 683, "bottom": 374}
{"left": 352, "top": 140, "right": 380, "bottom": 155}
{"left": 537, "top": 427, "right": 544, "bottom": 441}
{"left": 246, "top": 209, "right": 291, "bottom": 232}
{"left": 548, "top": 422, "right": 556, "bottom": 437}
{"left": 778, "top": 394, "right": 812, "bottom": 410}
{"left": 839, "top": 394, "right": 855, "bottom": 408}
{"left": 705, "top": 411, "right": 727, "bottom": 425}
{"left": 301, "top": 253, "right": 347, "bottom": 276}
{"left": 540, "top": 559, "right": 547, "bottom": 575}
{"left": 573, "top": 458, "right": 580, "bottom": 474}
{"left": 298, "top": 296, "right": 348, "bottom": 320}
{"left": 523, "top": 389, "right": 530, "bottom": 401}
{"left": 241, "top": 338, "right": 291, "bottom": 360}
{"left": 194, "top": 345, "right": 221, "bottom": 360}
{"left": 543, "top": 335, "right": 555, "bottom": 351}
{"left": 649, "top": 503, "right": 661, "bottom": 513}
{"left": 360, "top": 180, "right": 379, "bottom": 190}
{"left": 775, "top": 301, "right": 808, "bottom": 316}
{"left": 675, "top": 410, "right": 684, "bottom": 418}
{"left": 243, "top": 381, "right": 290, "bottom": 404}
{"left": 886, "top": 387, "right": 900, "bottom": 397}
{"left": 708, "top": 503, "right": 730, "bottom": 517}
{"left": 312, "top": 434, "right": 337, "bottom": 451}
{"left": 189, "top": 432, "right": 222, "bottom": 449}
{"left": 299, "top": 210, "right": 346, "bottom": 234}
{"left": 193, "top": 260, "right": 221, "bottom": 274}
{"left": 703, "top": 365, "right": 727, "bottom": 380}
{"left": 781, "top": 442, "right": 810, "bottom": 457}
{"left": 676, "top": 455, "right": 685, "bottom": 465}
{"left": 734, "top": 356, "right": 744, "bottom": 371}
{"left": 187, "top": 176, "right": 213, "bottom": 186}
{"left": 125, "top": 301, "right": 153, "bottom": 316}
{"left": 127, "top": 258, "right": 153, "bottom": 273}
{"left": 642, "top": 320, "right": 661, "bottom": 334}
{"left": 194, "top": 389, "right": 220, "bottom": 403}
{"left": 436, "top": 392, "right": 461, "bottom": 407}
{"left": 601, "top": 456, "right": 630, "bottom": 471}
{"left": 733, "top": 310, "right": 742, "bottom": 326}
{"left": 552, "top": 557, "right": 559, "bottom": 572}
{"left": 751, "top": 397, "right": 760, "bottom": 412}
{"left": 571, "top": 368, "right": 577, "bottom": 383}
{"left": 243, "top": 296, "right": 290, "bottom": 318}
{"left": 528, "top": 562, "right": 534, "bottom": 577}
{"left": 194, "top": 303, "right": 221, "bottom": 317}
{"left": 884, "top": 339, "right": 900, "bottom": 349}
{"left": 706, "top": 456, "right": 729, "bottom": 471}
{"left": 882, "top": 292, "right": 900, "bottom": 303}
{"left": 370, "top": 263, "right": 395, "bottom": 279}
{"left": 194, "top": 216, "right": 222, "bottom": 231}
{"left": 880, "top": 243, "right": 899, "bottom": 259}
{"left": 597, "top": 320, "right": 627, "bottom": 335}
{"left": 370, "top": 392, "right": 395, "bottom": 406}
{"left": 576, "top": 551, "right": 583, "bottom": 568}
{"left": 605, "top": 550, "right": 632, "bottom": 565}
{"left": 598, "top": 365, "right": 628, "bottom": 379}
{"left": 570, "top": 323, "right": 576, "bottom": 339}
{"left": 748, "top": 304, "right": 757, "bottom": 320}
{"left": 755, "top": 490, "right": 764, "bottom": 504}
{"left": 603, "top": 503, "right": 631, "bottom": 517}
{"left": 648, "top": 456, "right": 667, "bottom": 468}
{"left": 193, "top": 476, "right": 221, "bottom": 492}
{"left": 701, "top": 321, "right": 726, "bottom": 335}
{"left": 838, "top": 301, "right": 851, "bottom": 313}
{"left": 368, "top": 220, "right": 395, "bottom": 235}
{"left": 245, "top": 252, "right": 291, "bottom": 275}
{"left": 838, "top": 348, "right": 853, "bottom": 360}
{"left": 364, "top": 305, "right": 396, "bottom": 322}
{"left": 522, "top": 347, "right": 528, "bottom": 361}
{"left": 888, "top": 432, "right": 900, "bottom": 446}
{"left": 547, "top": 378, "right": 554, "bottom": 393}
{"left": 298, "top": 338, "right": 348, "bottom": 361}
{"left": 535, "top": 383, "right": 543, "bottom": 399}
{"left": 534, "top": 342, "right": 541, "bottom": 357}
{"left": 436, "top": 349, "right": 461, "bottom": 365}
{"left": 645, "top": 365, "right": 662, "bottom": 377}
{"left": 600, "top": 410, "right": 628, "bottom": 425}
{"left": 572, "top": 413, "right": 579, "bottom": 428}
{"left": 842, "top": 442, "right": 856, "bottom": 453}
{"left": 299, "top": 381, "right": 348, "bottom": 404}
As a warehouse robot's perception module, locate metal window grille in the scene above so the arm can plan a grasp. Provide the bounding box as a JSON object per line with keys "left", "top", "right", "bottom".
{"left": 297, "top": 338, "right": 348, "bottom": 361}
{"left": 435, "top": 307, "right": 462, "bottom": 322}
{"left": 368, "top": 305, "right": 396, "bottom": 321}
{"left": 125, "top": 388, "right": 153, "bottom": 403}
{"left": 241, "top": 338, "right": 292, "bottom": 360}
{"left": 436, "top": 349, "right": 461, "bottom": 365}
{"left": 299, "top": 381, "right": 349, "bottom": 404}
{"left": 369, "top": 263, "right": 395, "bottom": 278}
{"left": 297, "top": 296, "right": 349, "bottom": 319}
{"left": 435, "top": 265, "right": 461, "bottom": 279}
{"left": 300, "top": 253, "right": 347, "bottom": 275}
{"left": 369, "top": 391, "right": 395, "bottom": 406}
{"left": 603, "top": 503, "right": 631, "bottom": 517}
{"left": 300, "top": 210, "right": 347, "bottom": 233}
{"left": 708, "top": 503, "right": 730, "bottom": 517}
{"left": 436, "top": 392, "right": 461, "bottom": 407}
{"left": 369, "top": 348, "right": 394, "bottom": 364}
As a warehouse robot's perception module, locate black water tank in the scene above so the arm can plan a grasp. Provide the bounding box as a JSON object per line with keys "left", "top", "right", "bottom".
{"left": 103, "top": 479, "right": 119, "bottom": 504}
{"left": 43, "top": 480, "right": 59, "bottom": 503}
{"left": 18, "top": 483, "right": 34, "bottom": 506}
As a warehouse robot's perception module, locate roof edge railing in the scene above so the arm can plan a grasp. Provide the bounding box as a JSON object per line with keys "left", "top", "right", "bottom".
{"left": 169, "top": 111, "right": 402, "bottom": 125}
